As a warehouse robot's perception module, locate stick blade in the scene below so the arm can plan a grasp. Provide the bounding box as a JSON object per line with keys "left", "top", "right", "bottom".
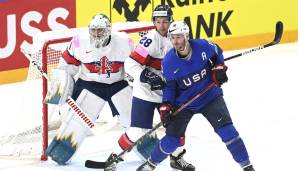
{"left": 273, "top": 21, "right": 283, "bottom": 44}
{"left": 85, "top": 159, "right": 106, "bottom": 169}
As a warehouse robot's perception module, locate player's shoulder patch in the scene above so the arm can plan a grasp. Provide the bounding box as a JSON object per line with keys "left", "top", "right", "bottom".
{"left": 206, "top": 40, "right": 219, "bottom": 55}
{"left": 71, "top": 32, "right": 87, "bottom": 48}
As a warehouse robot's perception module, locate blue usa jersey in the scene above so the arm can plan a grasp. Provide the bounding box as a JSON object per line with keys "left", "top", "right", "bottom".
{"left": 162, "top": 39, "right": 225, "bottom": 111}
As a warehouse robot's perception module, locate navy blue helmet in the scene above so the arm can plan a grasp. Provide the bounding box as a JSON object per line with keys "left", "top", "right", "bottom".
{"left": 152, "top": 5, "right": 173, "bottom": 22}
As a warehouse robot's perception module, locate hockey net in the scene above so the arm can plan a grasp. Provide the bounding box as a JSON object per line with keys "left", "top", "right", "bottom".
{"left": 0, "top": 22, "right": 155, "bottom": 160}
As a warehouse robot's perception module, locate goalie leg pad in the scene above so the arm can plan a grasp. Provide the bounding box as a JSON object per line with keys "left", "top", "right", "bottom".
{"left": 46, "top": 136, "right": 76, "bottom": 165}
{"left": 46, "top": 89, "right": 105, "bottom": 165}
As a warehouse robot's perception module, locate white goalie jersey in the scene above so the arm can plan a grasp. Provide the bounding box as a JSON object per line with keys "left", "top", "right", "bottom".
{"left": 125, "top": 29, "right": 172, "bottom": 103}
{"left": 59, "top": 31, "right": 134, "bottom": 84}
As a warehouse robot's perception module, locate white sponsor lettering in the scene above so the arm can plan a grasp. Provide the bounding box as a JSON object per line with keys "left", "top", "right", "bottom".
{"left": 0, "top": 8, "right": 70, "bottom": 59}
{"left": 66, "top": 97, "right": 95, "bottom": 129}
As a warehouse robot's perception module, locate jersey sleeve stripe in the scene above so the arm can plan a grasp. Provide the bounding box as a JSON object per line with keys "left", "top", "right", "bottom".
{"left": 147, "top": 57, "right": 161, "bottom": 70}
{"left": 134, "top": 45, "right": 149, "bottom": 57}
{"left": 62, "top": 50, "right": 81, "bottom": 66}
{"left": 129, "top": 51, "right": 148, "bottom": 65}
{"left": 129, "top": 52, "right": 161, "bottom": 70}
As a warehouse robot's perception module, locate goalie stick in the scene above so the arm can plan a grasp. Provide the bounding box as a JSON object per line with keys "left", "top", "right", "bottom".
{"left": 20, "top": 43, "right": 49, "bottom": 80}
{"left": 84, "top": 21, "right": 284, "bottom": 169}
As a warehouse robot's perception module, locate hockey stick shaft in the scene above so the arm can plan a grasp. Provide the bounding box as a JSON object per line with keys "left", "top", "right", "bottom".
{"left": 224, "top": 21, "right": 283, "bottom": 61}
{"left": 85, "top": 82, "right": 216, "bottom": 169}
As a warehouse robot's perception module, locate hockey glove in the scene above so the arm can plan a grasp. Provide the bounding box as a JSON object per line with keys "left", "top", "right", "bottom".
{"left": 159, "top": 103, "right": 175, "bottom": 128}
{"left": 45, "top": 69, "right": 74, "bottom": 104}
{"left": 212, "top": 64, "right": 228, "bottom": 86}
{"left": 140, "top": 68, "right": 165, "bottom": 90}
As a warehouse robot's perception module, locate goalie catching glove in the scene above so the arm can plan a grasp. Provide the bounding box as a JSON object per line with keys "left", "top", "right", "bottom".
{"left": 159, "top": 103, "right": 175, "bottom": 128}
{"left": 211, "top": 64, "right": 228, "bottom": 86}
{"left": 140, "top": 68, "right": 165, "bottom": 91}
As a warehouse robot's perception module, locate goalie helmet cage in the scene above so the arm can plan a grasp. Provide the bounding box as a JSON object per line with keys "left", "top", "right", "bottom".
{"left": 0, "top": 23, "right": 155, "bottom": 161}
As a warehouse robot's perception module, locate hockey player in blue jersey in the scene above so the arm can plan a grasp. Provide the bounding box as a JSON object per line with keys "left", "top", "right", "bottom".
{"left": 136, "top": 21, "right": 255, "bottom": 171}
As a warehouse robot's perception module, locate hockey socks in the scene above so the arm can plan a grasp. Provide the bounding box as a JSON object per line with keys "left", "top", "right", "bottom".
{"left": 118, "top": 132, "right": 159, "bottom": 161}
{"left": 216, "top": 124, "right": 250, "bottom": 167}
{"left": 136, "top": 134, "right": 159, "bottom": 160}
{"left": 150, "top": 135, "right": 181, "bottom": 164}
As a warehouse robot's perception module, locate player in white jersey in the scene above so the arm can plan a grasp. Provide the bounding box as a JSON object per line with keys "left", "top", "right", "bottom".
{"left": 105, "top": 5, "right": 195, "bottom": 171}
{"left": 45, "top": 14, "right": 135, "bottom": 165}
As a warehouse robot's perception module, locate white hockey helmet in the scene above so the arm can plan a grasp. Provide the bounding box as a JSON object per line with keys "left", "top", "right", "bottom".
{"left": 168, "top": 21, "right": 190, "bottom": 53}
{"left": 88, "top": 14, "right": 111, "bottom": 48}
{"left": 168, "top": 21, "right": 190, "bottom": 39}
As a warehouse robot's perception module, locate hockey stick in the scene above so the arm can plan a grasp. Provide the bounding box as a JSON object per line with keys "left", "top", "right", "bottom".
{"left": 85, "top": 82, "right": 216, "bottom": 169}
{"left": 85, "top": 21, "right": 284, "bottom": 169}
{"left": 224, "top": 21, "right": 283, "bottom": 61}
{"left": 20, "top": 42, "right": 49, "bottom": 80}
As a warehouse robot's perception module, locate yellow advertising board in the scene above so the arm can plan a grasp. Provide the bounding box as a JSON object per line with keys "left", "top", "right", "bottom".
{"left": 76, "top": 0, "right": 110, "bottom": 27}
{"left": 110, "top": 0, "right": 154, "bottom": 22}
{"left": 76, "top": 0, "right": 298, "bottom": 49}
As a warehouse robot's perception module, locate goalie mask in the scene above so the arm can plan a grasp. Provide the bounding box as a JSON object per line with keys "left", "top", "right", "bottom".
{"left": 88, "top": 14, "right": 111, "bottom": 48}
{"left": 152, "top": 5, "right": 173, "bottom": 23}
